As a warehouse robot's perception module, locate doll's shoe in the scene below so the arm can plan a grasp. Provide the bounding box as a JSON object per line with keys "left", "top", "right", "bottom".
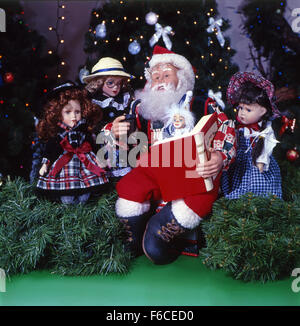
{"left": 142, "top": 203, "right": 187, "bottom": 265}
{"left": 119, "top": 213, "right": 149, "bottom": 257}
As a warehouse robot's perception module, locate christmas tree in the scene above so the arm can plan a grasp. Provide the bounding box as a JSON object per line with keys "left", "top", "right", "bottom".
{"left": 0, "top": 1, "right": 59, "bottom": 179}
{"left": 81, "top": 0, "right": 238, "bottom": 112}
{"left": 239, "top": 0, "right": 300, "bottom": 165}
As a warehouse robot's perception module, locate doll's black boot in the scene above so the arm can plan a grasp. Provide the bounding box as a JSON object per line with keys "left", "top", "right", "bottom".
{"left": 142, "top": 202, "right": 188, "bottom": 265}
{"left": 119, "top": 213, "right": 150, "bottom": 257}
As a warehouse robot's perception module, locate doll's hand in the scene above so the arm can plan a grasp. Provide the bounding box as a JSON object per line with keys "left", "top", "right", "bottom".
{"left": 111, "top": 115, "right": 130, "bottom": 139}
{"left": 196, "top": 148, "right": 223, "bottom": 178}
{"left": 39, "top": 164, "right": 48, "bottom": 176}
{"left": 256, "top": 162, "right": 265, "bottom": 173}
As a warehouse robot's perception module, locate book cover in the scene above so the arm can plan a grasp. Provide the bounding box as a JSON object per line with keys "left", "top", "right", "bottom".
{"left": 136, "top": 112, "right": 219, "bottom": 202}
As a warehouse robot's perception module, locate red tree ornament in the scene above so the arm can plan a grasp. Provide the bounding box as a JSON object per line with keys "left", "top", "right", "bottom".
{"left": 3, "top": 72, "right": 14, "bottom": 83}
{"left": 286, "top": 148, "right": 299, "bottom": 162}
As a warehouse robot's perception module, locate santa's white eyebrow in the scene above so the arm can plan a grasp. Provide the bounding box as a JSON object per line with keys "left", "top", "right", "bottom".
{"left": 151, "top": 70, "right": 160, "bottom": 75}
{"left": 151, "top": 65, "right": 173, "bottom": 74}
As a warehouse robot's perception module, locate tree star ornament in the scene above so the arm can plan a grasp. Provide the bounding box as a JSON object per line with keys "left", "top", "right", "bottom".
{"left": 149, "top": 23, "right": 174, "bottom": 50}
{"left": 208, "top": 89, "right": 225, "bottom": 110}
{"left": 207, "top": 17, "right": 225, "bottom": 47}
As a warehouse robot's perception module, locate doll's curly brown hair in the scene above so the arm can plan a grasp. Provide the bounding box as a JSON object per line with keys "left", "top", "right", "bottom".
{"left": 37, "top": 88, "right": 102, "bottom": 141}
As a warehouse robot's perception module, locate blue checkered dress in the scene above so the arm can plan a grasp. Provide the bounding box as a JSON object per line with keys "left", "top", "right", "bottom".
{"left": 221, "top": 129, "right": 282, "bottom": 199}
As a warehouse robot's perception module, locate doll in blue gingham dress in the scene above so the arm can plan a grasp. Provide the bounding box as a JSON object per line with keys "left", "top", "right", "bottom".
{"left": 221, "top": 72, "right": 282, "bottom": 199}
{"left": 36, "top": 82, "right": 109, "bottom": 204}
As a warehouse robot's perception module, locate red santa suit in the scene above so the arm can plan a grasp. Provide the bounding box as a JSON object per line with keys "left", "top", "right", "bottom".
{"left": 116, "top": 99, "right": 235, "bottom": 226}
{"left": 115, "top": 45, "right": 236, "bottom": 264}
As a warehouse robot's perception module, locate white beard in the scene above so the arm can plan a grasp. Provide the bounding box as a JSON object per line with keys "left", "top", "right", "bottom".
{"left": 135, "top": 84, "right": 187, "bottom": 123}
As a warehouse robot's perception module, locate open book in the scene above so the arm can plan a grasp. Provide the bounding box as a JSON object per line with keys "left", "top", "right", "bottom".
{"left": 136, "top": 112, "right": 219, "bottom": 202}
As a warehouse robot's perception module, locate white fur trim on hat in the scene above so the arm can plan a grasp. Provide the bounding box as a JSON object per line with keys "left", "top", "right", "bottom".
{"left": 115, "top": 198, "right": 150, "bottom": 218}
{"left": 145, "top": 53, "right": 195, "bottom": 91}
{"left": 171, "top": 199, "right": 202, "bottom": 229}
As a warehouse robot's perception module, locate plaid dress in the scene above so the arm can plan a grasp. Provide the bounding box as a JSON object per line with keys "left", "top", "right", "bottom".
{"left": 221, "top": 128, "right": 282, "bottom": 199}
{"left": 36, "top": 120, "right": 109, "bottom": 197}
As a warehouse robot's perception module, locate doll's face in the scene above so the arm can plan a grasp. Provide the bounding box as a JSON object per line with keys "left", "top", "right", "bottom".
{"left": 150, "top": 63, "right": 179, "bottom": 91}
{"left": 102, "top": 76, "right": 124, "bottom": 97}
{"left": 173, "top": 113, "right": 186, "bottom": 129}
{"left": 237, "top": 102, "right": 267, "bottom": 125}
{"left": 61, "top": 100, "right": 81, "bottom": 128}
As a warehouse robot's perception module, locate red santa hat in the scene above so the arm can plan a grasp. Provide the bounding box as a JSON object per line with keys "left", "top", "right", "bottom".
{"left": 144, "top": 45, "right": 195, "bottom": 91}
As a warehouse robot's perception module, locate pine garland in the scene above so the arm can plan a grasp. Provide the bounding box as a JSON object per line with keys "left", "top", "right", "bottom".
{"left": 0, "top": 178, "right": 131, "bottom": 277}
{"left": 201, "top": 162, "right": 300, "bottom": 283}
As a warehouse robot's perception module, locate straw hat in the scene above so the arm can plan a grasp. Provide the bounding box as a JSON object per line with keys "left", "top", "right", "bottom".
{"left": 82, "top": 57, "right": 134, "bottom": 83}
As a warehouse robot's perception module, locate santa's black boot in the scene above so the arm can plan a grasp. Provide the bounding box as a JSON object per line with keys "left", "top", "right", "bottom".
{"left": 142, "top": 202, "right": 189, "bottom": 265}
{"left": 116, "top": 198, "right": 151, "bottom": 257}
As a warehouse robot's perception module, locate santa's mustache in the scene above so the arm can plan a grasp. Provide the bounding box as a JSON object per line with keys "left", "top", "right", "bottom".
{"left": 151, "top": 83, "right": 175, "bottom": 92}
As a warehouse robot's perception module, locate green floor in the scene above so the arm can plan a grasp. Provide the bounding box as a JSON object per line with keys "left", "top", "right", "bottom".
{"left": 1, "top": 255, "right": 299, "bottom": 306}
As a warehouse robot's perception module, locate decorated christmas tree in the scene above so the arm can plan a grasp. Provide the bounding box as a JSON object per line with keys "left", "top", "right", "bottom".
{"left": 81, "top": 0, "right": 238, "bottom": 113}
{"left": 239, "top": 0, "right": 300, "bottom": 165}
{"left": 0, "top": 1, "right": 59, "bottom": 179}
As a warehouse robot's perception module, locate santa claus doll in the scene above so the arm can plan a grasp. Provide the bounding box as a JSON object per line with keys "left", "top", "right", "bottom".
{"left": 115, "top": 45, "right": 236, "bottom": 264}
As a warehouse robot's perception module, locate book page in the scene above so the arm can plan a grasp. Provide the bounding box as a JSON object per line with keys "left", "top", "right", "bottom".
{"left": 153, "top": 114, "right": 214, "bottom": 146}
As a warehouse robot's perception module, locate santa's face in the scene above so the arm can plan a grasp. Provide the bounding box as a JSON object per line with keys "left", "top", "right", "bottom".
{"left": 135, "top": 62, "right": 188, "bottom": 123}
{"left": 150, "top": 63, "right": 179, "bottom": 91}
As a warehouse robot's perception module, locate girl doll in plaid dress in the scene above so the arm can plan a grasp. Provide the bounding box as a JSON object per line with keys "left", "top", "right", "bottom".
{"left": 221, "top": 72, "right": 282, "bottom": 199}
{"left": 82, "top": 57, "right": 135, "bottom": 179}
{"left": 36, "top": 82, "right": 109, "bottom": 204}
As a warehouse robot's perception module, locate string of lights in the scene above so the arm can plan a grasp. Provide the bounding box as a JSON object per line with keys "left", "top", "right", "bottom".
{"left": 89, "top": 3, "right": 232, "bottom": 89}
{"left": 48, "top": 0, "right": 66, "bottom": 80}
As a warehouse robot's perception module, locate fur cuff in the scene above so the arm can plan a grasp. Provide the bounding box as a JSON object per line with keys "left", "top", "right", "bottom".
{"left": 171, "top": 199, "right": 202, "bottom": 229}
{"left": 115, "top": 198, "right": 150, "bottom": 218}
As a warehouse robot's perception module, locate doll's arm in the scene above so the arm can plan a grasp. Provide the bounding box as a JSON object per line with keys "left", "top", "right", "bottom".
{"left": 255, "top": 124, "right": 279, "bottom": 172}
{"left": 39, "top": 137, "right": 63, "bottom": 175}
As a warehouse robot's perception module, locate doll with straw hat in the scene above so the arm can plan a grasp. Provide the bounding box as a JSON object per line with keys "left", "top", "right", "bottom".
{"left": 83, "top": 57, "right": 135, "bottom": 178}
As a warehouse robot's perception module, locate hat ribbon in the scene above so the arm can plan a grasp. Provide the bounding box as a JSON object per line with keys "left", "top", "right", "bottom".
{"left": 91, "top": 67, "right": 127, "bottom": 75}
